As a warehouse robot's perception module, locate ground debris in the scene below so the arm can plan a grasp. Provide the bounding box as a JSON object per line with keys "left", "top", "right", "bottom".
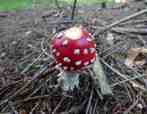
{"left": 0, "top": 1, "right": 147, "bottom": 114}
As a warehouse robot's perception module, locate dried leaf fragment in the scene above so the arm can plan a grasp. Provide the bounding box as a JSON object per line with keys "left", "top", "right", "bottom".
{"left": 106, "top": 32, "right": 114, "bottom": 45}
{"left": 125, "top": 47, "right": 147, "bottom": 68}
{"left": 19, "top": 109, "right": 27, "bottom": 114}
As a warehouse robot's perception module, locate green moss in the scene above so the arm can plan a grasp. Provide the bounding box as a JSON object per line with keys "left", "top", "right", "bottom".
{"left": 0, "top": 0, "right": 114, "bottom": 11}
{"left": 0, "top": 0, "right": 32, "bottom": 11}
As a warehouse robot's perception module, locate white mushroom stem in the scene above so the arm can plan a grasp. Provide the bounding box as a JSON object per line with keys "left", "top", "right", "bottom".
{"left": 58, "top": 71, "right": 80, "bottom": 91}
{"left": 92, "top": 56, "right": 113, "bottom": 95}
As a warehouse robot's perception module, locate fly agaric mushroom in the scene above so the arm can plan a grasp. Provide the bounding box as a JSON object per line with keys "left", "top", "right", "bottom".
{"left": 50, "top": 26, "right": 112, "bottom": 95}
{"left": 51, "top": 26, "right": 96, "bottom": 71}
{"left": 51, "top": 26, "right": 96, "bottom": 91}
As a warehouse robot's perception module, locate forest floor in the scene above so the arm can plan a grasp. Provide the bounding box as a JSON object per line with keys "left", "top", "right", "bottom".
{"left": 0, "top": 1, "right": 147, "bottom": 114}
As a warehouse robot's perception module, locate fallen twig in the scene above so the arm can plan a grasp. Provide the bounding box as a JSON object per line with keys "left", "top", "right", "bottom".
{"left": 97, "top": 27, "right": 147, "bottom": 34}
{"left": 100, "top": 58, "right": 146, "bottom": 91}
{"left": 14, "top": 95, "right": 50, "bottom": 104}
{"left": 86, "top": 89, "right": 93, "bottom": 114}
{"left": 21, "top": 52, "right": 43, "bottom": 74}
{"left": 52, "top": 97, "right": 66, "bottom": 114}
{"left": 123, "top": 94, "right": 141, "bottom": 114}
{"left": 111, "top": 74, "right": 146, "bottom": 87}
{"left": 71, "top": 0, "right": 77, "bottom": 20}
{"left": 0, "top": 64, "right": 51, "bottom": 107}
{"left": 94, "top": 9, "right": 147, "bottom": 35}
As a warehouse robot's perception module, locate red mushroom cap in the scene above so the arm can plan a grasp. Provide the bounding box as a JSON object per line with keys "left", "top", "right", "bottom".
{"left": 51, "top": 26, "right": 96, "bottom": 71}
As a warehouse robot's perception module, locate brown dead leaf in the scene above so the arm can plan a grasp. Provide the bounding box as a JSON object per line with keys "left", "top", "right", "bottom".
{"left": 19, "top": 109, "right": 27, "bottom": 114}
{"left": 125, "top": 47, "right": 147, "bottom": 68}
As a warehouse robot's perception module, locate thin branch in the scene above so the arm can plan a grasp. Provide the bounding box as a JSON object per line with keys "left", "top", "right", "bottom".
{"left": 97, "top": 27, "right": 147, "bottom": 34}
{"left": 94, "top": 9, "right": 147, "bottom": 35}
{"left": 71, "top": 0, "right": 77, "bottom": 20}
{"left": 86, "top": 89, "right": 93, "bottom": 114}
{"left": 21, "top": 52, "right": 43, "bottom": 74}
{"left": 0, "top": 65, "right": 50, "bottom": 107}
{"left": 100, "top": 58, "right": 146, "bottom": 91}
{"left": 111, "top": 74, "right": 146, "bottom": 87}
{"left": 52, "top": 97, "right": 66, "bottom": 114}
{"left": 54, "top": 0, "right": 60, "bottom": 9}
{"left": 123, "top": 94, "right": 141, "bottom": 114}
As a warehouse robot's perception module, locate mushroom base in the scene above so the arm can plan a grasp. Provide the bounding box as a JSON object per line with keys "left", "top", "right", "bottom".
{"left": 57, "top": 56, "right": 112, "bottom": 95}
{"left": 58, "top": 71, "right": 80, "bottom": 91}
